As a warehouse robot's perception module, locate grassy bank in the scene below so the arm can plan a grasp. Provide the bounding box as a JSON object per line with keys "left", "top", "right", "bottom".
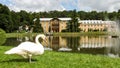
{"left": 53, "top": 32, "right": 108, "bottom": 36}
{"left": 6, "top": 33, "right": 39, "bottom": 38}
{"left": 6, "top": 32, "right": 108, "bottom": 38}
{"left": 0, "top": 46, "right": 120, "bottom": 68}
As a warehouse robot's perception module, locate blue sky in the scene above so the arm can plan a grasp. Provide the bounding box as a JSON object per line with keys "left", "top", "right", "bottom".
{"left": 0, "top": 0, "right": 120, "bottom": 12}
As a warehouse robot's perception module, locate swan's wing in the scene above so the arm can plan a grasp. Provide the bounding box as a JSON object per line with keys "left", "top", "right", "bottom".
{"left": 5, "top": 41, "right": 44, "bottom": 56}
{"left": 17, "top": 42, "right": 44, "bottom": 55}
{"left": 5, "top": 47, "right": 22, "bottom": 54}
{"left": 17, "top": 42, "right": 36, "bottom": 47}
{"left": 20, "top": 45, "right": 44, "bottom": 55}
{"left": 4, "top": 42, "right": 35, "bottom": 55}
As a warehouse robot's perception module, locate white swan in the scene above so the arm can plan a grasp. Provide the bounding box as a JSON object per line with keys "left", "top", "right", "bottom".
{"left": 5, "top": 34, "right": 47, "bottom": 63}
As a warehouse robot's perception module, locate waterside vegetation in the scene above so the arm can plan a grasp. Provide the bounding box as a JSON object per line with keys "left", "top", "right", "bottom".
{"left": 5, "top": 32, "right": 109, "bottom": 38}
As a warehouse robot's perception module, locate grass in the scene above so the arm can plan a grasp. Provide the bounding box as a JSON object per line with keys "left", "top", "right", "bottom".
{"left": 53, "top": 32, "right": 108, "bottom": 36}
{"left": 6, "top": 33, "right": 39, "bottom": 38}
{"left": 6, "top": 32, "right": 108, "bottom": 38}
{"left": 0, "top": 46, "right": 120, "bottom": 68}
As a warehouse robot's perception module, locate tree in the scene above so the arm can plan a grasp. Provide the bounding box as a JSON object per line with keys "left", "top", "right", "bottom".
{"left": 108, "top": 11, "right": 117, "bottom": 20}
{"left": 11, "top": 11, "right": 20, "bottom": 31}
{"left": 78, "top": 11, "right": 87, "bottom": 20}
{"left": 33, "top": 16, "right": 43, "bottom": 33}
{"left": 0, "top": 4, "right": 13, "bottom": 32}
{"left": 66, "top": 10, "right": 80, "bottom": 32}
{"left": 97, "top": 12, "right": 106, "bottom": 20}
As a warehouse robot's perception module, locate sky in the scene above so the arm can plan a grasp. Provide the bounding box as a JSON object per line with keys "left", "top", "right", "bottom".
{"left": 0, "top": 0, "right": 120, "bottom": 12}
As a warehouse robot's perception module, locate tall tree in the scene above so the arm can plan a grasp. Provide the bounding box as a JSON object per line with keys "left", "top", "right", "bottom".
{"left": 78, "top": 11, "right": 87, "bottom": 20}
{"left": 108, "top": 11, "right": 117, "bottom": 20}
{"left": 0, "top": 4, "right": 13, "bottom": 32}
{"left": 11, "top": 11, "right": 20, "bottom": 31}
{"left": 18, "top": 10, "right": 30, "bottom": 26}
{"left": 66, "top": 10, "right": 80, "bottom": 32}
{"left": 33, "top": 16, "right": 43, "bottom": 33}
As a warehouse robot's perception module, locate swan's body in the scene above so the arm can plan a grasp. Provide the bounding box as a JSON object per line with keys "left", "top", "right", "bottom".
{"left": 5, "top": 34, "right": 46, "bottom": 63}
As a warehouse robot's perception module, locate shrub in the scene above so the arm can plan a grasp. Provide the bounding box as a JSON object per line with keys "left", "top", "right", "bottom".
{"left": 0, "top": 28, "right": 6, "bottom": 45}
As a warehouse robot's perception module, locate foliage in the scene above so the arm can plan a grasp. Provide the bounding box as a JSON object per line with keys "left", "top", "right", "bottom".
{"left": 65, "top": 10, "right": 81, "bottom": 32}
{"left": 0, "top": 28, "right": 6, "bottom": 45}
{"left": 33, "top": 16, "right": 43, "bottom": 33}
{"left": 0, "top": 4, "right": 13, "bottom": 32}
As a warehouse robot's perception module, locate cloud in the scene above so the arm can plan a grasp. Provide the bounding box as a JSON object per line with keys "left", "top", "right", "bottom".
{"left": 0, "top": 0, "right": 120, "bottom": 12}
{"left": 8, "top": 0, "right": 66, "bottom": 12}
{"left": 77, "top": 0, "right": 120, "bottom": 12}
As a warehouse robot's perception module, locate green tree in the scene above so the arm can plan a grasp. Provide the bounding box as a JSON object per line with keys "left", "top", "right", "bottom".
{"left": 78, "top": 11, "right": 87, "bottom": 20}
{"left": 18, "top": 10, "right": 30, "bottom": 26}
{"left": 11, "top": 11, "right": 21, "bottom": 31}
{"left": 97, "top": 12, "right": 106, "bottom": 20}
{"left": 66, "top": 10, "right": 80, "bottom": 32}
{"left": 0, "top": 4, "right": 13, "bottom": 32}
{"left": 33, "top": 16, "right": 43, "bottom": 32}
{"left": 108, "top": 11, "right": 117, "bottom": 20}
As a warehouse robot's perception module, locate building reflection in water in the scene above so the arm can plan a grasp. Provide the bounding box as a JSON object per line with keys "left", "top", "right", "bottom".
{"left": 43, "top": 35, "right": 120, "bottom": 57}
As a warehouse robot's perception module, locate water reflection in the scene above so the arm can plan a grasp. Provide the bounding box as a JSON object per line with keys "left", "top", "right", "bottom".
{"left": 3, "top": 35, "right": 120, "bottom": 57}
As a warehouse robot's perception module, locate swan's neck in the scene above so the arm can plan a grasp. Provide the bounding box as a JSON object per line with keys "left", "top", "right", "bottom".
{"left": 35, "top": 35, "right": 42, "bottom": 45}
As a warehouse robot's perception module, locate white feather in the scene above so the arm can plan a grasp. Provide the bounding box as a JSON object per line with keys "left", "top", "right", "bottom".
{"left": 5, "top": 34, "right": 46, "bottom": 62}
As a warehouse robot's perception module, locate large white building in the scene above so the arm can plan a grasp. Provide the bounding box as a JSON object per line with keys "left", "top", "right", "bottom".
{"left": 79, "top": 20, "right": 117, "bottom": 32}
{"left": 34, "top": 18, "right": 117, "bottom": 32}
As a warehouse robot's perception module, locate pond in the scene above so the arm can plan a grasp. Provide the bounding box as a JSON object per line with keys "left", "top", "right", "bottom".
{"left": 3, "top": 35, "right": 120, "bottom": 58}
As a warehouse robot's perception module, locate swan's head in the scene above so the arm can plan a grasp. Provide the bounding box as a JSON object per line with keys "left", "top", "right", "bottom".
{"left": 37, "top": 34, "right": 46, "bottom": 40}
{"left": 36, "top": 34, "right": 48, "bottom": 44}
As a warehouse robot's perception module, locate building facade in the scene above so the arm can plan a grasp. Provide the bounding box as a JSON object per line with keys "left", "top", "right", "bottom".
{"left": 40, "top": 18, "right": 71, "bottom": 32}
{"left": 38, "top": 18, "right": 116, "bottom": 32}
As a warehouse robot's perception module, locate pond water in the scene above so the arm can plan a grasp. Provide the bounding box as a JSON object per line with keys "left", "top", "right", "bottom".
{"left": 3, "top": 35, "right": 120, "bottom": 58}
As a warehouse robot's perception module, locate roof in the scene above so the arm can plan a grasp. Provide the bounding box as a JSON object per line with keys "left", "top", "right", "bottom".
{"left": 39, "top": 18, "right": 52, "bottom": 21}
{"left": 58, "top": 18, "right": 71, "bottom": 20}
{"left": 79, "top": 20, "right": 104, "bottom": 24}
{"left": 39, "top": 18, "right": 71, "bottom": 21}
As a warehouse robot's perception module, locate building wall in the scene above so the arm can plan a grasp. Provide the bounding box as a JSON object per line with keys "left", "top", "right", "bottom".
{"left": 40, "top": 21, "right": 50, "bottom": 33}
{"left": 39, "top": 18, "right": 115, "bottom": 32}
{"left": 40, "top": 19, "right": 69, "bottom": 32}
{"left": 79, "top": 20, "right": 107, "bottom": 32}
{"left": 59, "top": 21, "right": 67, "bottom": 32}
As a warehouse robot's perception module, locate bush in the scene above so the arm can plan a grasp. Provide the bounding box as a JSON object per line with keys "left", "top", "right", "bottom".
{"left": 0, "top": 28, "right": 6, "bottom": 45}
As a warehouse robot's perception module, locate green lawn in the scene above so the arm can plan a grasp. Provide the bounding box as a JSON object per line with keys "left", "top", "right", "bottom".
{"left": 6, "top": 32, "right": 108, "bottom": 38}
{"left": 6, "top": 33, "right": 39, "bottom": 38}
{"left": 0, "top": 46, "right": 120, "bottom": 68}
{"left": 53, "top": 32, "right": 108, "bottom": 36}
